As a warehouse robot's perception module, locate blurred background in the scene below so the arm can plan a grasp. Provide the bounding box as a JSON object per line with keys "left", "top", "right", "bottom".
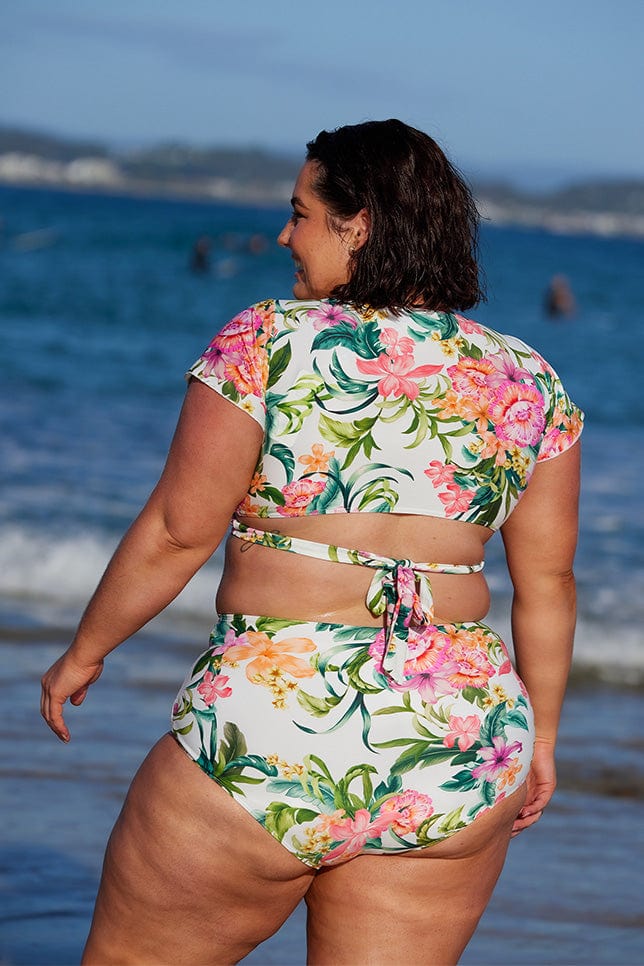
{"left": 1, "top": 2, "right": 643, "bottom": 964}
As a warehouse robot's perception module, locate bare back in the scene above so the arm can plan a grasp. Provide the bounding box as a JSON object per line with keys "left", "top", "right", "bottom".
{"left": 217, "top": 513, "right": 493, "bottom": 625}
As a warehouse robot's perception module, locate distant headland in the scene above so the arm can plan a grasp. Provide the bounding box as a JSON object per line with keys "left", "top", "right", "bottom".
{"left": 1, "top": 126, "right": 643, "bottom": 240}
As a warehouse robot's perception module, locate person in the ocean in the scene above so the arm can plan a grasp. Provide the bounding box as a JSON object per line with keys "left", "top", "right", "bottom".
{"left": 189, "top": 234, "right": 212, "bottom": 273}
{"left": 545, "top": 273, "right": 577, "bottom": 318}
{"left": 42, "top": 119, "right": 582, "bottom": 965}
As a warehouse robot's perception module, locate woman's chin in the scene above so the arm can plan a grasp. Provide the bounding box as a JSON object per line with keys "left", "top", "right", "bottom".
{"left": 292, "top": 278, "right": 309, "bottom": 300}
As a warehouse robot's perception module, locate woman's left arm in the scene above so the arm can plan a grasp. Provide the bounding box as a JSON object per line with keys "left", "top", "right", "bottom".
{"left": 41, "top": 380, "right": 262, "bottom": 741}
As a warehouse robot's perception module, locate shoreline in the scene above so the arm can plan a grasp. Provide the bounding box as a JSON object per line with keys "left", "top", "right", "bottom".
{"left": 2, "top": 176, "right": 644, "bottom": 241}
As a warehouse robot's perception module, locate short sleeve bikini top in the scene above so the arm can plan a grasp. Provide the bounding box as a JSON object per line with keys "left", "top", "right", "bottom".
{"left": 188, "top": 299, "right": 584, "bottom": 531}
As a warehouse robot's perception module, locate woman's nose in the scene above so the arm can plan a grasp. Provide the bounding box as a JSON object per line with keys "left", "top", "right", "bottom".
{"left": 277, "top": 221, "right": 291, "bottom": 248}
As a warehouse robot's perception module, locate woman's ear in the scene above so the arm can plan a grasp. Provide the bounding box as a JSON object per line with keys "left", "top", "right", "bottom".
{"left": 351, "top": 208, "right": 371, "bottom": 250}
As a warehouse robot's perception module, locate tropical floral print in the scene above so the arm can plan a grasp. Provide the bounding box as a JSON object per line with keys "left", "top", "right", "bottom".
{"left": 173, "top": 298, "right": 579, "bottom": 864}
{"left": 188, "top": 300, "right": 583, "bottom": 530}
{"left": 171, "top": 614, "right": 533, "bottom": 868}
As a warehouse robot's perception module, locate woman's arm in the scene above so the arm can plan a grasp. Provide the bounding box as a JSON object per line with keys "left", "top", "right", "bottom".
{"left": 41, "top": 380, "right": 263, "bottom": 741}
{"left": 500, "top": 441, "right": 581, "bottom": 832}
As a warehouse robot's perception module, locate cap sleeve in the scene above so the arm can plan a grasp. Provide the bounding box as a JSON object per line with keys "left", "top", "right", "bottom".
{"left": 534, "top": 353, "right": 584, "bottom": 462}
{"left": 186, "top": 300, "right": 275, "bottom": 429}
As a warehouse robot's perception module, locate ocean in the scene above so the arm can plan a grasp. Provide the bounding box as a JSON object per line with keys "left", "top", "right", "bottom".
{"left": 1, "top": 184, "right": 643, "bottom": 965}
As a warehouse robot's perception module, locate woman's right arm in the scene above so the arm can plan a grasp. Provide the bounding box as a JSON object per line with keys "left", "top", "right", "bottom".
{"left": 500, "top": 441, "right": 581, "bottom": 833}
{"left": 41, "top": 379, "right": 262, "bottom": 742}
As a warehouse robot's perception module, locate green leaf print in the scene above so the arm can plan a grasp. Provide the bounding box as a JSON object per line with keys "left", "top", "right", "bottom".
{"left": 504, "top": 708, "right": 530, "bottom": 730}
{"left": 264, "top": 802, "right": 319, "bottom": 841}
{"left": 258, "top": 485, "right": 286, "bottom": 506}
{"left": 372, "top": 703, "right": 415, "bottom": 717}
{"left": 436, "top": 806, "right": 469, "bottom": 835}
{"left": 440, "top": 769, "right": 480, "bottom": 792}
{"left": 311, "top": 318, "right": 382, "bottom": 359}
{"left": 479, "top": 702, "right": 509, "bottom": 745}
{"left": 309, "top": 464, "right": 343, "bottom": 513}
{"left": 406, "top": 311, "right": 459, "bottom": 341}
{"left": 318, "top": 413, "right": 380, "bottom": 467}
{"left": 265, "top": 778, "right": 331, "bottom": 807}
{"left": 355, "top": 477, "right": 399, "bottom": 512}
{"left": 267, "top": 342, "right": 292, "bottom": 389}
{"left": 373, "top": 773, "right": 403, "bottom": 801}
{"left": 269, "top": 443, "right": 295, "bottom": 483}
{"left": 333, "top": 764, "right": 379, "bottom": 812}
{"left": 387, "top": 741, "right": 478, "bottom": 777}
{"left": 171, "top": 691, "right": 193, "bottom": 721}
{"left": 460, "top": 685, "right": 488, "bottom": 706}
{"left": 345, "top": 650, "right": 385, "bottom": 695}
{"left": 216, "top": 721, "right": 246, "bottom": 770}
{"left": 191, "top": 650, "right": 215, "bottom": 677}
{"left": 254, "top": 616, "right": 305, "bottom": 633}
{"left": 297, "top": 690, "right": 343, "bottom": 718}
{"left": 222, "top": 755, "right": 278, "bottom": 778}
{"left": 272, "top": 373, "right": 326, "bottom": 433}
{"left": 481, "top": 780, "right": 496, "bottom": 807}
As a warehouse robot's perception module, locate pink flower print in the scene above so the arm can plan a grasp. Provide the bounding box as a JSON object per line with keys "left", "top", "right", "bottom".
{"left": 369, "top": 626, "right": 451, "bottom": 678}
{"left": 489, "top": 382, "right": 546, "bottom": 447}
{"left": 356, "top": 351, "right": 442, "bottom": 401}
{"left": 402, "top": 627, "right": 453, "bottom": 673}
{"left": 276, "top": 478, "right": 327, "bottom": 517}
{"left": 454, "top": 314, "right": 484, "bottom": 335}
{"left": 224, "top": 341, "right": 268, "bottom": 398}
{"left": 201, "top": 341, "right": 243, "bottom": 379}
{"left": 391, "top": 663, "right": 460, "bottom": 703}
{"left": 498, "top": 659, "right": 513, "bottom": 675}
{"left": 221, "top": 307, "right": 264, "bottom": 342}
{"left": 472, "top": 737, "right": 523, "bottom": 781}
{"left": 196, "top": 671, "right": 232, "bottom": 706}
{"left": 307, "top": 304, "right": 358, "bottom": 330}
{"left": 447, "top": 357, "right": 497, "bottom": 398}
{"left": 321, "top": 809, "right": 394, "bottom": 864}
{"left": 445, "top": 640, "right": 495, "bottom": 690}
{"left": 424, "top": 460, "right": 457, "bottom": 487}
{"left": 485, "top": 351, "right": 533, "bottom": 389}
{"left": 380, "top": 790, "right": 434, "bottom": 835}
{"left": 444, "top": 714, "right": 481, "bottom": 751}
{"left": 539, "top": 409, "right": 582, "bottom": 460}
{"left": 211, "top": 628, "right": 248, "bottom": 657}
{"left": 438, "top": 483, "right": 476, "bottom": 516}
{"left": 369, "top": 627, "right": 459, "bottom": 701}
{"left": 379, "top": 328, "right": 416, "bottom": 358}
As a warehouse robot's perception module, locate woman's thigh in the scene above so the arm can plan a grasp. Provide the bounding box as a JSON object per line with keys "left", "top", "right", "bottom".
{"left": 305, "top": 783, "right": 527, "bottom": 966}
{"left": 83, "top": 734, "right": 314, "bottom": 965}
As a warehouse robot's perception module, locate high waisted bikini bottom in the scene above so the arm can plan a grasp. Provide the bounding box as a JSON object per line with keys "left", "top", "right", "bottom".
{"left": 171, "top": 610, "right": 534, "bottom": 868}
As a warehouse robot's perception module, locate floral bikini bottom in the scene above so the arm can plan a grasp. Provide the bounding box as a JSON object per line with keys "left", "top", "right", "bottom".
{"left": 170, "top": 525, "right": 534, "bottom": 868}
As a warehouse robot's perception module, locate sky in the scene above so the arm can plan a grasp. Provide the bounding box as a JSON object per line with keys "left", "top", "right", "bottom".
{"left": 1, "top": 0, "right": 643, "bottom": 188}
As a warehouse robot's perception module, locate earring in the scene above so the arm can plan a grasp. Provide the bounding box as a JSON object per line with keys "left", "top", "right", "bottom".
{"left": 349, "top": 245, "right": 356, "bottom": 255}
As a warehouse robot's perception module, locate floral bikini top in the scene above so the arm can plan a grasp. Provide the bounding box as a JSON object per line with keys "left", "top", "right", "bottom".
{"left": 187, "top": 298, "right": 583, "bottom": 531}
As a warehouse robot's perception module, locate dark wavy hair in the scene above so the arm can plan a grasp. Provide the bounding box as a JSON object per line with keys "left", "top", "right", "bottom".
{"left": 306, "top": 119, "right": 485, "bottom": 312}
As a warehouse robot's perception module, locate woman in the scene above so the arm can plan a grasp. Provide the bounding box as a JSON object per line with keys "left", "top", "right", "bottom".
{"left": 42, "top": 119, "right": 582, "bottom": 965}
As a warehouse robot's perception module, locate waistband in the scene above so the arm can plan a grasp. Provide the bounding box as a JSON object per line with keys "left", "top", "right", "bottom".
{"left": 230, "top": 519, "right": 484, "bottom": 684}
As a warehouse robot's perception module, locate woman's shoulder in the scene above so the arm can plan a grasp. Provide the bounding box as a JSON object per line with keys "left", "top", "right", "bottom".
{"left": 453, "top": 313, "right": 557, "bottom": 374}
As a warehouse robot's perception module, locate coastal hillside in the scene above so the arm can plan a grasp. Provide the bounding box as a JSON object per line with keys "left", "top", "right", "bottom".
{"left": 1, "top": 126, "right": 643, "bottom": 238}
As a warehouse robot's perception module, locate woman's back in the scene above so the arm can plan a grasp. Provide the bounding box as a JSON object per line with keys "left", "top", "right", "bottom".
{"left": 196, "top": 298, "right": 582, "bottom": 624}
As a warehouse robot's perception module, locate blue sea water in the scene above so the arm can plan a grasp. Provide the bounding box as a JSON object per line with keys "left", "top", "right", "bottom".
{"left": 1, "top": 185, "right": 643, "bottom": 965}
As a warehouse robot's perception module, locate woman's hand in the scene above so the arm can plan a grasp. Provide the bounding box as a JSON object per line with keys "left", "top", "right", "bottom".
{"left": 40, "top": 648, "right": 104, "bottom": 742}
{"left": 511, "top": 737, "right": 557, "bottom": 835}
